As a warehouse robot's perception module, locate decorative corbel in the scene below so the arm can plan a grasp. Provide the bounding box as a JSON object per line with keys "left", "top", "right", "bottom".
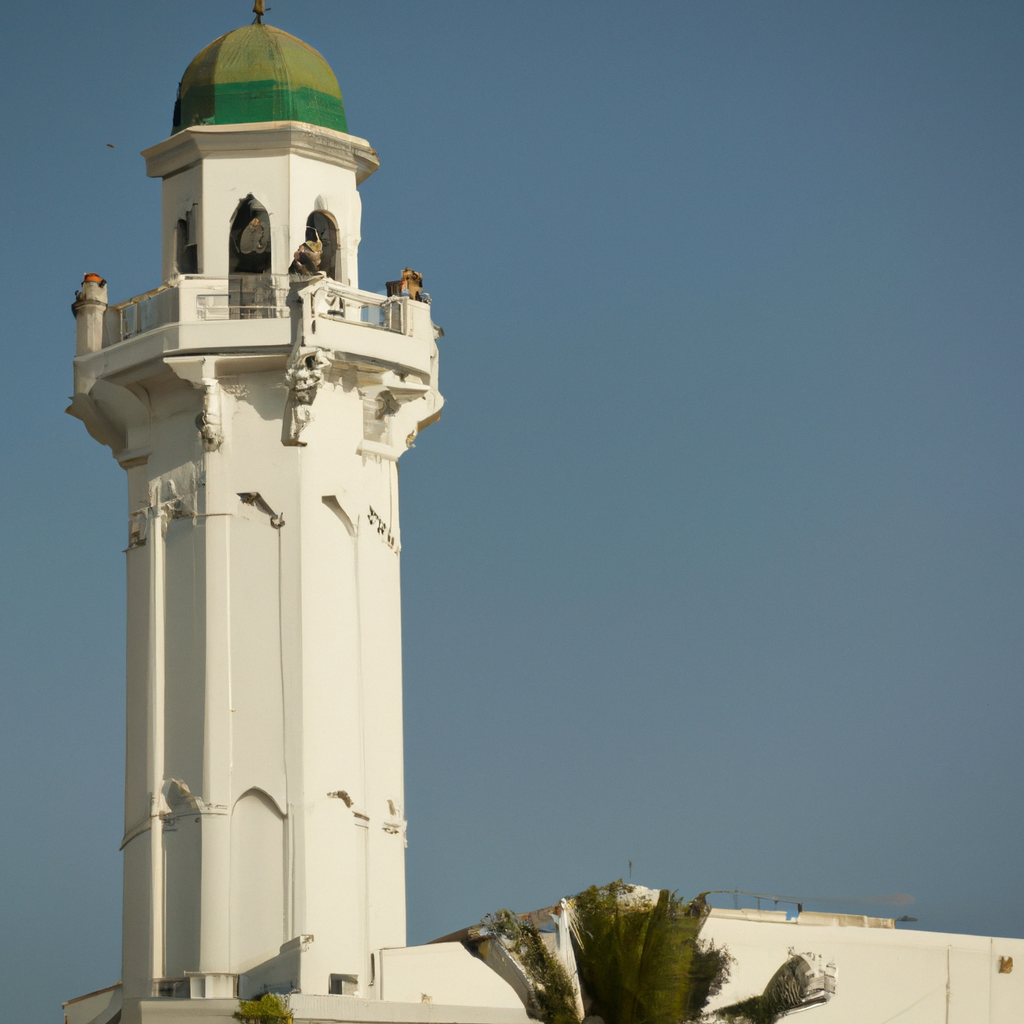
{"left": 195, "top": 379, "right": 223, "bottom": 452}
{"left": 166, "top": 357, "right": 224, "bottom": 452}
{"left": 282, "top": 347, "right": 331, "bottom": 446}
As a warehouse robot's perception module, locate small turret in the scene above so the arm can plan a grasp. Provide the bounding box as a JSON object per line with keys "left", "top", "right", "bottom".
{"left": 71, "top": 273, "right": 107, "bottom": 356}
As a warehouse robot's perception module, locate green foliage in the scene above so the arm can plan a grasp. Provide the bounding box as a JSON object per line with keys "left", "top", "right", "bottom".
{"left": 569, "top": 881, "right": 732, "bottom": 1024}
{"left": 484, "top": 908, "right": 581, "bottom": 1024}
{"left": 233, "top": 993, "right": 293, "bottom": 1024}
{"left": 715, "top": 995, "right": 780, "bottom": 1024}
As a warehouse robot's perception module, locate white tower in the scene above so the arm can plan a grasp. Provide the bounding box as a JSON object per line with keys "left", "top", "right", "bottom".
{"left": 69, "top": 20, "right": 444, "bottom": 1020}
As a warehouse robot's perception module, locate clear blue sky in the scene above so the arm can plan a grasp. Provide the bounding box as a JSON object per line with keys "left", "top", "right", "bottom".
{"left": 0, "top": 2, "right": 1021, "bottom": 1020}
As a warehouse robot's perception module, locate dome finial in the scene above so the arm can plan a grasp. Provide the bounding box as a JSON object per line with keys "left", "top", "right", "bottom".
{"left": 253, "top": 0, "right": 265, "bottom": 24}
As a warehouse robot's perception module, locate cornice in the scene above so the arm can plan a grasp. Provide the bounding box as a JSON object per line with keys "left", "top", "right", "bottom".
{"left": 142, "top": 121, "right": 380, "bottom": 183}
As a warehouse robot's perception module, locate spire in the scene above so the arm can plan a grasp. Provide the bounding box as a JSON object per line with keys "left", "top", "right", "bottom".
{"left": 253, "top": 0, "right": 265, "bottom": 24}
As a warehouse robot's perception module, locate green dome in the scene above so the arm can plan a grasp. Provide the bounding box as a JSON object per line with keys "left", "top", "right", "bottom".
{"left": 172, "top": 24, "right": 348, "bottom": 135}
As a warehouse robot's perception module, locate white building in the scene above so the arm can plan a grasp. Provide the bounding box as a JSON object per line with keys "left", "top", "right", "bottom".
{"left": 65, "top": 15, "right": 1021, "bottom": 1024}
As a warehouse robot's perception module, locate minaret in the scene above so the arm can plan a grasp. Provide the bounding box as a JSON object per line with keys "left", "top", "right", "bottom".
{"left": 69, "top": 19, "right": 442, "bottom": 1018}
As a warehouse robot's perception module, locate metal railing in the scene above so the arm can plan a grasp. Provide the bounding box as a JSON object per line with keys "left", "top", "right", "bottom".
{"left": 106, "top": 275, "right": 408, "bottom": 345}
{"left": 228, "top": 274, "right": 290, "bottom": 319}
{"left": 117, "top": 286, "right": 179, "bottom": 341}
{"left": 320, "top": 279, "right": 403, "bottom": 333}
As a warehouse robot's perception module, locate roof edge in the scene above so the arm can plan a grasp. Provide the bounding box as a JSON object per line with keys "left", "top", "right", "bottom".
{"left": 143, "top": 121, "right": 379, "bottom": 184}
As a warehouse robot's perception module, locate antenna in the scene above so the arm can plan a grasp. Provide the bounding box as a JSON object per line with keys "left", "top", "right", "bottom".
{"left": 699, "top": 889, "right": 915, "bottom": 914}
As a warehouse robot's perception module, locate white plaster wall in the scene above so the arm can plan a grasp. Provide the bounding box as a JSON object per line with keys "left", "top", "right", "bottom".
{"left": 163, "top": 518, "right": 205, "bottom": 793}
{"left": 160, "top": 165, "right": 203, "bottom": 280}
{"left": 701, "top": 911, "right": 1024, "bottom": 1024}
{"left": 379, "top": 944, "right": 526, "bottom": 1009}
{"left": 122, "top": 832, "right": 153, "bottom": 1001}
{"left": 64, "top": 984, "right": 122, "bottom": 1024}
{"left": 124, "top": 539, "right": 151, "bottom": 830}
{"left": 295, "top": 489, "right": 371, "bottom": 987}
{"left": 286, "top": 151, "right": 361, "bottom": 286}
{"left": 163, "top": 813, "right": 202, "bottom": 977}
{"left": 111, "top": 354, "right": 428, "bottom": 995}
{"left": 230, "top": 790, "right": 287, "bottom": 971}
{"left": 150, "top": 124, "right": 370, "bottom": 285}
{"left": 188, "top": 152, "right": 359, "bottom": 280}
{"left": 227, "top": 508, "right": 289, "bottom": 813}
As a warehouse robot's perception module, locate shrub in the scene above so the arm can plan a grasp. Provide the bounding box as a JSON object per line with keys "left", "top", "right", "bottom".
{"left": 484, "top": 908, "right": 581, "bottom": 1024}
{"left": 233, "top": 993, "right": 293, "bottom": 1024}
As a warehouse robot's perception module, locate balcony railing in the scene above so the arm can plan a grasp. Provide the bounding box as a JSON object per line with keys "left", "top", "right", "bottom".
{"left": 319, "top": 278, "right": 404, "bottom": 334}
{"left": 106, "top": 274, "right": 410, "bottom": 347}
{"left": 117, "top": 286, "right": 179, "bottom": 341}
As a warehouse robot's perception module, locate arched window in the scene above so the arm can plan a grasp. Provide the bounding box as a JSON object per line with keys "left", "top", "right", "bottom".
{"left": 229, "top": 194, "right": 271, "bottom": 274}
{"left": 306, "top": 210, "right": 340, "bottom": 279}
{"left": 175, "top": 206, "right": 198, "bottom": 274}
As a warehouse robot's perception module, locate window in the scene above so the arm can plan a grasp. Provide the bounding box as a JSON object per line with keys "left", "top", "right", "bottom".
{"left": 306, "top": 210, "right": 340, "bottom": 279}
{"left": 175, "top": 206, "right": 198, "bottom": 274}
{"left": 229, "top": 194, "right": 271, "bottom": 274}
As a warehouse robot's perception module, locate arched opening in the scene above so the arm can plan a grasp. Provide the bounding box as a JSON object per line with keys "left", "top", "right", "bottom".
{"left": 229, "top": 195, "right": 284, "bottom": 318}
{"left": 175, "top": 206, "right": 198, "bottom": 274}
{"left": 297, "top": 210, "right": 340, "bottom": 279}
{"left": 229, "top": 194, "right": 271, "bottom": 274}
{"left": 230, "top": 788, "right": 287, "bottom": 971}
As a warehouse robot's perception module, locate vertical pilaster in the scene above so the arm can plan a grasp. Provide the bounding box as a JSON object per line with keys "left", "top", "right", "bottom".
{"left": 199, "top": 459, "right": 231, "bottom": 973}
{"left": 148, "top": 504, "right": 167, "bottom": 986}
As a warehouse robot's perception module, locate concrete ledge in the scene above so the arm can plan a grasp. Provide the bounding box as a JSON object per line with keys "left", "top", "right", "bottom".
{"left": 290, "top": 996, "right": 532, "bottom": 1024}
{"left": 136, "top": 997, "right": 238, "bottom": 1023}
{"left": 134, "top": 997, "right": 531, "bottom": 1024}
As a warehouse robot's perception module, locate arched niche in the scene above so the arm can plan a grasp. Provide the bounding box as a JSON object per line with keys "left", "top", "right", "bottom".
{"left": 175, "top": 206, "right": 198, "bottom": 274}
{"left": 230, "top": 788, "right": 287, "bottom": 971}
{"left": 229, "top": 194, "right": 272, "bottom": 274}
{"left": 304, "top": 209, "right": 341, "bottom": 280}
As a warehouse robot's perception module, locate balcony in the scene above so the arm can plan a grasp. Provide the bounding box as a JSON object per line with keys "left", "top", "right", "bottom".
{"left": 105, "top": 274, "right": 411, "bottom": 347}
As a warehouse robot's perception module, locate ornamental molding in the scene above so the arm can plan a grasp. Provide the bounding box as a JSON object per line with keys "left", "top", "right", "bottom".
{"left": 143, "top": 121, "right": 380, "bottom": 182}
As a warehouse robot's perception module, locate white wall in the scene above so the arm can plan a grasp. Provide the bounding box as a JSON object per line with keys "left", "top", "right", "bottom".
{"left": 379, "top": 944, "right": 527, "bottom": 1009}
{"left": 701, "top": 909, "right": 1024, "bottom": 1024}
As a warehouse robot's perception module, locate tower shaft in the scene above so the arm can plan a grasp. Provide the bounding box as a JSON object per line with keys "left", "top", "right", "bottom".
{"left": 70, "top": 120, "right": 443, "bottom": 1010}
